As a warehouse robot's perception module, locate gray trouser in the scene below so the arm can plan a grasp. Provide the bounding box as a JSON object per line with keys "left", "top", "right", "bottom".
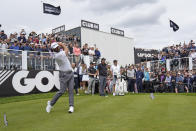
{"left": 99, "top": 75, "right": 107, "bottom": 96}
{"left": 50, "top": 71, "right": 74, "bottom": 107}
{"left": 88, "top": 77, "right": 96, "bottom": 94}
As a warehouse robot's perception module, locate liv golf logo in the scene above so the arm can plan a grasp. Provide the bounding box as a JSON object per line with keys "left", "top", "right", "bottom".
{"left": 12, "top": 71, "right": 60, "bottom": 94}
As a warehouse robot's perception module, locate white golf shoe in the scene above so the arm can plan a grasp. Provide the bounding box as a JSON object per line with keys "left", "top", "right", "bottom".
{"left": 68, "top": 106, "right": 74, "bottom": 113}
{"left": 46, "top": 101, "right": 52, "bottom": 113}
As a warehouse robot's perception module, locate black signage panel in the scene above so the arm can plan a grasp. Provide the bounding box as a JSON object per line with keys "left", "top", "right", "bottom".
{"left": 111, "top": 28, "right": 124, "bottom": 36}
{"left": 52, "top": 25, "right": 65, "bottom": 34}
{"left": 81, "top": 20, "right": 99, "bottom": 31}
{"left": 134, "top": 48, "right": 159, "bottom": 64}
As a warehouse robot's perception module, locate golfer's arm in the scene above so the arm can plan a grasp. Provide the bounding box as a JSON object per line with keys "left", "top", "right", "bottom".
{"left": 59, "top": 43, "right": 69, "bottom": 55}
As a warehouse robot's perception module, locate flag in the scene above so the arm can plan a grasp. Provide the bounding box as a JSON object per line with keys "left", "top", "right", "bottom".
{"left": 170, "top": 20, "right": 179, "bottom": 32}
{"left": 43, "top": 3, "right": 61, "bottom": 15}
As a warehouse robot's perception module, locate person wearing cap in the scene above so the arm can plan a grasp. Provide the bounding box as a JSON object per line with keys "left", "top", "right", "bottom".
{"left": 87, "top": 62, "right": 97, "bottom": 95}
{"left": 110, "top": 60, "right": 120, "bottom": 96}
{"left": 97, "top": 58, "right": 108, "bottom": 96}
{"left": 46, "top": 42, "right": 75, "bottom": 113}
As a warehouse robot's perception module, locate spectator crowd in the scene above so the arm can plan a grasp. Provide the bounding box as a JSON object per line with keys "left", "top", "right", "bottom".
{"left": 1, "top": 28, "right": 196, "bottom": 95}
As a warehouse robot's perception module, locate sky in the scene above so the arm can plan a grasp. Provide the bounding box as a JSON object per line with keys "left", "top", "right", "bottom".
{"left": 1, "top": 0, "right": 196, "bottom": 49}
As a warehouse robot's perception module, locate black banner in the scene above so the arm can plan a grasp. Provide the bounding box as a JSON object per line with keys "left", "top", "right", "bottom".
{"left": 81, "top": 20, "right": 99, "bottom": 31}
{"left": 134, "top": 48, "right": 159, "bottom": 64}
{"left": 0, "top": 70, "right": 60, "bottom": 97}
{"left": 111, "top": 28, "right": 124, "bottom": 36}
{"left": 43, "top": 3, "right": 61, "bottom": 15}
{"left": 52, "top": 25, "right": 65, "bottom": 34}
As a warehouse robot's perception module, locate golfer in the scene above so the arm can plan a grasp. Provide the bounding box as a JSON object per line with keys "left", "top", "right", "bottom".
{"left": 46, "top": 42, "right": 74, "bottom": 113}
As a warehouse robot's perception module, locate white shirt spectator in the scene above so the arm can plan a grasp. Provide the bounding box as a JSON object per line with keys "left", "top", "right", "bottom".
{"left": 0, "top": 43, "right": 8, "bottom": 52}
{"left": 111, "top": 65, "right": 120, "bottom": 76}
{"left": 89, "top": 49, "right": 95, "bottom": 56}
{"left": 190, "top": 52, "right": 196, "bottom": 58}
{"left": 127, "top": 69, "right": 135, "bottom": 78}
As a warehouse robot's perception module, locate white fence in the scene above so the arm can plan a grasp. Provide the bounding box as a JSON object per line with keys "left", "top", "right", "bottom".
{"left": 0, "top": 48, "right": 100, "bottom": 70}
{"left": 142, "top": 57, "right": 195, "bottom": 72}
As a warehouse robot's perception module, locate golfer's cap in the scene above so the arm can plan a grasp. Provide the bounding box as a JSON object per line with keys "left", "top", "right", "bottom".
{"left": 51, "top": 42, "right": 59, "bottom": 49}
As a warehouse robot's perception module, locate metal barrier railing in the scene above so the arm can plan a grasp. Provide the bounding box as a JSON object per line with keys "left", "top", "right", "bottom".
{"left": 0, "top": 48, "right": 100, "bottom": 70}
{"left": 0, "top": 49, "right": 22, "bottom": 70}
{"left": 142, "top": 57, "right": 192, "bottom": 72}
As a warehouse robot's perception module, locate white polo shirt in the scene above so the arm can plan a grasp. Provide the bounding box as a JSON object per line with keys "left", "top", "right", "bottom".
{"left": 111, "top": 65, "right": 120, "bottom": 76}
{"left": 55, "top": 51, "right": 72, "bottom": 72}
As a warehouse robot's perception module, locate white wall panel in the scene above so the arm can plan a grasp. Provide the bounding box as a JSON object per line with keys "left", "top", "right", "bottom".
{"left": 81, "top": 28, "right": 135, "bottom": 66}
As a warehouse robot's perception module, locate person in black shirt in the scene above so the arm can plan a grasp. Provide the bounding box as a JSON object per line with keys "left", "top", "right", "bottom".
{"left": 82, "top": 44, "right": 89, "bottom": 56}
{"left": 97, "top": 58, "right": 108, "bottom": 96}
{"left": 87, "top": 62, "right": 97, "bottom": 95}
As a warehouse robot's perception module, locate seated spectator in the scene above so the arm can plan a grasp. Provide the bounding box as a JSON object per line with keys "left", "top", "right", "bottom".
{"left": 89, "top": 46, "right": 95, "bottom": 62}
{"left": 95, "top": 48, "right": 101, "bottom": 62}
{"left": 82, "top": 44, "right": 89, "bottom": 56}
{"left": 18, "top": 33, "right": 26, "bottom": 43}
{"left": 23, "top": 43, "right": 33, "bottom": 51}
{"left": 0, "top": 30, "right": 7, "bottom": 40}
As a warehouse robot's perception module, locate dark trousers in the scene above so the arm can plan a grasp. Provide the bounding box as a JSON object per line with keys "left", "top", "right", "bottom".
{"left": 74, "top": 77, "right": 79, "bottom": 94}
{"left": 170, "top": 83, "right": 176, "bottom": 93}
{"left": 144, "top": 81, "right": 151, "bottom": 93}
{"left": 99, "top": 75, "right": 107, "bottom": 96}
{"left": 128, "top": 78, "right": 135, "bottom": 92}
{"left": 136, "top": 79, "right": 143, "bottom": 93}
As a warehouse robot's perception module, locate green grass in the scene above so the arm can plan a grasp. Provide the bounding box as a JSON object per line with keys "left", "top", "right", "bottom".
{"left": 0, "top": 93, "right": 196, "bottom": 131}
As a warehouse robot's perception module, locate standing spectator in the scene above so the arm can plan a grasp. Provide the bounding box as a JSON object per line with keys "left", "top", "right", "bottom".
{"left": 165, "top": 73, "right": 171, "bottom": 92}
{"left": 136, "top": 66, "right": 144, "bottom": 93}
{"left": 143, "top": 68, "right": 150, "bottom": 93}
{"left": 170, "top": 72, "right": 176, "bottom": 92}
{"left": 183, "top": 73, "right": 193, "bottom": 92}
{"left": 127, "top": 65, "right": 136, "bottom": 93}
{"left": 73, "top": 44, "right": 81, "bottom": 65}
{"left": 175, "top": 73, "right": 186, "bottom": 93}
{"left": 87, "top": 62, "right": 97, "bottom": 95}
{"left": 81, "top": 64, "right": 89, "bottom": 94}
{"left": 68, "top": 43, "right": 73, "bottom": 55}
{"left": 110, "top": 60, "right": 120, "bottom": 96}
{"left": 97, "top": 58, "right": 108, "bottom": 96}
{"left": 72, "top": 63, "right": 80, "bottom": 95}
{"left": 82, "top": 44, "right": 90, "bottom": 68}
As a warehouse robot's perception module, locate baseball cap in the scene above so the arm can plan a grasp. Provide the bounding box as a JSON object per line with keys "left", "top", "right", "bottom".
{"left": 51, "top": 42, "right": 59, "bottom": 49}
